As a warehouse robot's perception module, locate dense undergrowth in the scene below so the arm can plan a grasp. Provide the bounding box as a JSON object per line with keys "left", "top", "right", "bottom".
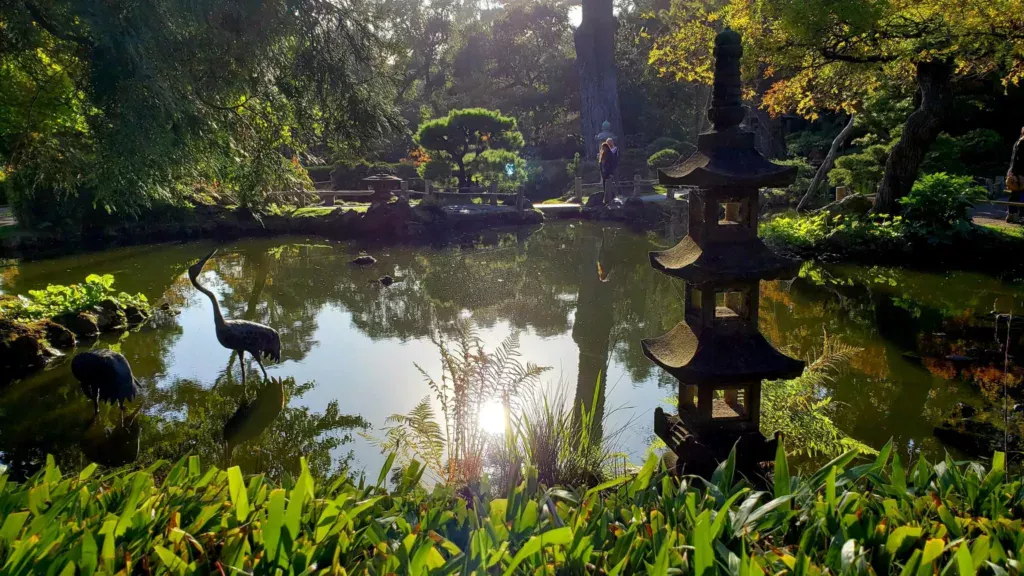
{"left": 760, "top": 173, "right": 1012, "bottom": 268}
{"left": 1, "top": 441, "right": 1019, "bottom": 575}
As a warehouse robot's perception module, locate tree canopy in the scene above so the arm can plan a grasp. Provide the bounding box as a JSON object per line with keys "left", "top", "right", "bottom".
{"left": 415, "top": 108, "right": 524, "bottom": 187}
{"left": 0, "top": 0, "right": 401, "bottom": 222}
{"left": 651, "top": 0, "right": 1024, "bottom": 210}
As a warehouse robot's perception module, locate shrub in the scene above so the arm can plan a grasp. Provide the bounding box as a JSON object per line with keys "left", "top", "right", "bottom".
{"left": 645, "top": 137, "right": 682, "bottom": 156}
{"left": 417, "top": 156, "right": 456, "bottom": 188}
{"left": 921, "top": 129, "right": 1006, "bottom": 176}
{"left": 899, "top": 172, "right": 985, "bottom": 241}
{"left": 471, "top": 149, "right": 527, "bottom": 192}
{"left": 830, "top": 143, "right": 889, "bottom": 194}
{"left": 565, "top": 152, "right": 581, "bottom": 180}
{"left": 647, "top": 148, "right": 681, "bottom": 169}
{"left": 2, "top": 443, "right": 1019, "bottom": 574}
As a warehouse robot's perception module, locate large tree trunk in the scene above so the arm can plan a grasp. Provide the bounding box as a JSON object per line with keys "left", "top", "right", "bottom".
{"left": 574, "top": 0, "right": 622, "bottom": 159}
{"left": 874, "top": 61, "right": 954, "bottom": 213}
{"left": 797, "top": 114, "right": 856, "bottom": 212}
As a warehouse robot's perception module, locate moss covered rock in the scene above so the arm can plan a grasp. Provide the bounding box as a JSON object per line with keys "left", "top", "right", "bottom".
{"left": 54, "top": 312, "right": 100, "bottom": 338}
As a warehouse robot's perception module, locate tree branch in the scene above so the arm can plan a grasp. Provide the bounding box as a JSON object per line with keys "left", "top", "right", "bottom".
{"left": 22, "top": 2, "right": 92, "bottom": 47}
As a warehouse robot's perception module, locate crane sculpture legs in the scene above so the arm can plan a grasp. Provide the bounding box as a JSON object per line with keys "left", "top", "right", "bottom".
{"left": 234, "top": 348, "right": 268, "bottom": 387}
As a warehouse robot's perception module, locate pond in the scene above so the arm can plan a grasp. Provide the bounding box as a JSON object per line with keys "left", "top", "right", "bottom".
{"left": 1, "top": 222, "right": 1022, "bottom": 481}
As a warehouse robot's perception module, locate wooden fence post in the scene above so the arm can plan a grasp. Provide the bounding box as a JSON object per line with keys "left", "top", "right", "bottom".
{"left": 490, "top": 181, "right": 499, "bottom": 205}
{"left": 574, "top": 177, "right": 583, "bottom": 203}
{"left": 835, "top": 186, "right": 849, "bottom": 202}
{"left": 633, "top": 173, "right": 642, "bottom": 198}
{"left": 425, "top": 179, "right": 433, "bottom": 201}
{"left": 400, "top": 180, "right": 409, "bottom": 201}
{"left": 516, "top": 186, "right": 524, "bottom": 213}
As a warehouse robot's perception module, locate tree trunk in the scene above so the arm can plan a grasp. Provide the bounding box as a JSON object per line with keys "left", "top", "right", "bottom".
{"left": 574, "top": 0, "right": 622, "bottom": 159}
{"left": 455, "top": 155, "right": 468, "bottom": 189}
{"left": 874, "top": 61, "right": 954, "bottom": 213}
{"left": 797, "top": 114, "right": 856, "bottom": 212}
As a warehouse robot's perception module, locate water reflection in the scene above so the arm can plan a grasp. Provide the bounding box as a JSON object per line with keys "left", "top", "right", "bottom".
{"left": 3, "top": 224, "right": 1024, "bottom": 479}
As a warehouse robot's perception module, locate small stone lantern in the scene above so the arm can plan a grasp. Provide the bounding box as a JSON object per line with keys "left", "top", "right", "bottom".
{"left": 362, "top": 173, "right": 402, "bottom": 205}
{"left": 643, "top": 28, "right": 805, "bottom": 477}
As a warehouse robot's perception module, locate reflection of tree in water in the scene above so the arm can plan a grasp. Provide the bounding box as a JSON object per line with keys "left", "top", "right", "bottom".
{"left": 761, "top": 262, "right": 1024, "bottom": 458}
{"left": 143, "top": 373, "right": 367, "bottom": 480}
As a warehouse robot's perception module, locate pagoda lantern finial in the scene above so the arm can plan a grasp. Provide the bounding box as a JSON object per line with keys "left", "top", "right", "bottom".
{"left": 644, "top": 28, "right": 804, "bottom": 478}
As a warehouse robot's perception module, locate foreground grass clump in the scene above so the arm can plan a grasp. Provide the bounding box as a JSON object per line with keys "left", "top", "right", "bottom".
{"left": 1, "top": 443, "right": 1020, "bottom": 575}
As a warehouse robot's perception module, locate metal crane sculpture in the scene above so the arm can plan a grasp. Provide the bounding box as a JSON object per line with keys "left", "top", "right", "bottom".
{"left": 71, "top": 349, "right": 142, "bottom": 420}
{"left": 188, "top": 249, "right": 281, "bottom": 386}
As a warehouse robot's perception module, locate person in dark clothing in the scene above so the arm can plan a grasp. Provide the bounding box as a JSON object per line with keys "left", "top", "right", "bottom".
{"left": 1007, "top": 127, "right": 1024, "bottom": 222}
{"left": 599, "top": 138, "right": 620, "bottom": 204}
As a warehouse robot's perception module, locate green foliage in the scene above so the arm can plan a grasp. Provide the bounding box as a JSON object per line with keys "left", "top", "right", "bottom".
{"left": 899, "top": 173, "right": 985, "bottom": 242}
{"left": 830, "top": 143, "right": 890, "bottom": 195}
{"left": 565, "top": 153, "right": 582, "bottom": 179}
{"left": 761, "top": 211, "right": 907, "bottom": 253}
{"left": 764, "top": 157, "right": 819, "bottom": 209}
{"left": 415, "top": 108, "right": 524, "bottom": 187}
{"left": 417, "top": 156, "right": 456, "bottom": 188}
{"left": 921, "top": 130, "right": 1007, "bottom": 176}
{"left": 645, "top": 137, "right": 683, "bottom": 156}
{"left": 646, "top": 148, "right": 681, "bottom": 169}
{"left": 762, "top": 333, "right": 874, "bottom": 460}
{"left": 471, "top": 149, "right": 527, "bottom": 191}
{"left": 0, "top": 274, "right": 148, "bottom": 321}
{"left": 368, "top": 325, "right": 550, "bottom": 486}
{"left": 2, "top": 442, "right": 1020, "bottom": 574}
{"left": 0, "top": 0, "right": 401, "bottom": 227}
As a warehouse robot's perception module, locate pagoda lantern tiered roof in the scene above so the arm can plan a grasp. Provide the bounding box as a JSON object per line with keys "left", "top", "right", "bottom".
{"left": 642, "top": 27, "right": 805, "bottom": 476}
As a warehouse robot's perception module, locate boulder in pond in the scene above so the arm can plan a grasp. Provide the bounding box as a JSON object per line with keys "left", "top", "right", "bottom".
{"left": 585, "top": 192, "right": 605, "bottom": 208}
{"left": 42, "top": 320, "right": 76, "bottom": 349}
{"left": 0, "top": 320, "right": 55, "bottom": 378}
{"left": 350, "top": 254, "right": 377, "bottom": 266}
{"left": 379, "top": 275, "right": 394, "bottom": 287}
{"left": 54, "top": 312, "right": 100, "bottom": 338}
{"left": 95, "top": 299, "right": 127, "bottom": 332}
{"left": 124, "top": 304, "right": 149, "bottom": 325}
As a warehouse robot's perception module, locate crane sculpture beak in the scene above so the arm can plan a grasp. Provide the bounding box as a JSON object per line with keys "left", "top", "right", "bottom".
{"left": 188, "top": 249, "right": 218, "bottom": 283}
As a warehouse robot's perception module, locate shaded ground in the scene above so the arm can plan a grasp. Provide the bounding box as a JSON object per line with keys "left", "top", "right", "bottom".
{"left": 0, "top": 207, "right": 14, "bottom": 228}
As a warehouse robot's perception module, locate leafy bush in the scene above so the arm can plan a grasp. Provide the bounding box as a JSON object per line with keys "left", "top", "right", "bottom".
{"left": 416, "top": 156, "right": 456, "bottom": 188}
{"left": 645, "top": 137, "right": 682, "bottom": 156}
{"left": 763, "top": 157, "right": 819, "bottom": 210}
{"left": 0, "top": 274, "right": 149, "bottom": 321}
{"left": 760, "top": 211, "right": 906, "bottom": 253}
{"left": 2, "top": 442, "right": 1019, "bottom": 574}
{"left": 921, "top": 129, "right": 1006, "bottom": 176}
{"left": 899, "top": 172, "right": 985, "bottom": 241}
{"left": 565, "top": 152, "right": 582, "bottom": 179}
{"left": 830, "top": 142, "right": 889, "bottom": 194}
{"left": 471, "top": 149, "right": 527, "bottom": 192}
{"left": 647, "top": 148, "right": 681, "bottom": 168}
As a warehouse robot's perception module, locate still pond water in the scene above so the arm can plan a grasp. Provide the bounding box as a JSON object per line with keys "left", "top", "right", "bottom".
{"left": 1, "top": 222, "right": 1021, "bottom": 481}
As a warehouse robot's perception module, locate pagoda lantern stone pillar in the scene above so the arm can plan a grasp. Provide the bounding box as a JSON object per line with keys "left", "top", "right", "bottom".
{"left": 643, "top": 28, "right": 805, "bottom": 477}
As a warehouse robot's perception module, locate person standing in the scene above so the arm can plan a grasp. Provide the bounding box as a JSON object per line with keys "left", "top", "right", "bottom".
{"left": 1007, "top": 127, "right": 1024, "bottom": 222}
{"left": 599, "top": 138, "right": 620, "bottom": 205}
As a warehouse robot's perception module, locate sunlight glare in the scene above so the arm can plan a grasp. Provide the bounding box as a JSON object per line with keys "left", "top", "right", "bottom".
{"left": 479, "top": 399, "right": 508, "bottom": 435}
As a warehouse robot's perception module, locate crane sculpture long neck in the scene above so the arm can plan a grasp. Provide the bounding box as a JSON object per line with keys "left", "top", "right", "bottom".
{"left": 190, "top": 251, "right": 227, "bottom": 330}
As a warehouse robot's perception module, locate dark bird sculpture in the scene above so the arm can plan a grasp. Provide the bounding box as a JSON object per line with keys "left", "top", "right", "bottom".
{"left": 189, "top": 249, "right": 281, "bottom": 386}
{"left": 71, "top": 349, "right": 142, "bottom": 418}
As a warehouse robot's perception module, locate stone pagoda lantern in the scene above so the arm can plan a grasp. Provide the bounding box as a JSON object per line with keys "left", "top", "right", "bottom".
{"left": 362, "top": 173, "right": 402, "bottom": 205}
{"left": 643, "top": 28, "right": 805, "bottom": 477}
